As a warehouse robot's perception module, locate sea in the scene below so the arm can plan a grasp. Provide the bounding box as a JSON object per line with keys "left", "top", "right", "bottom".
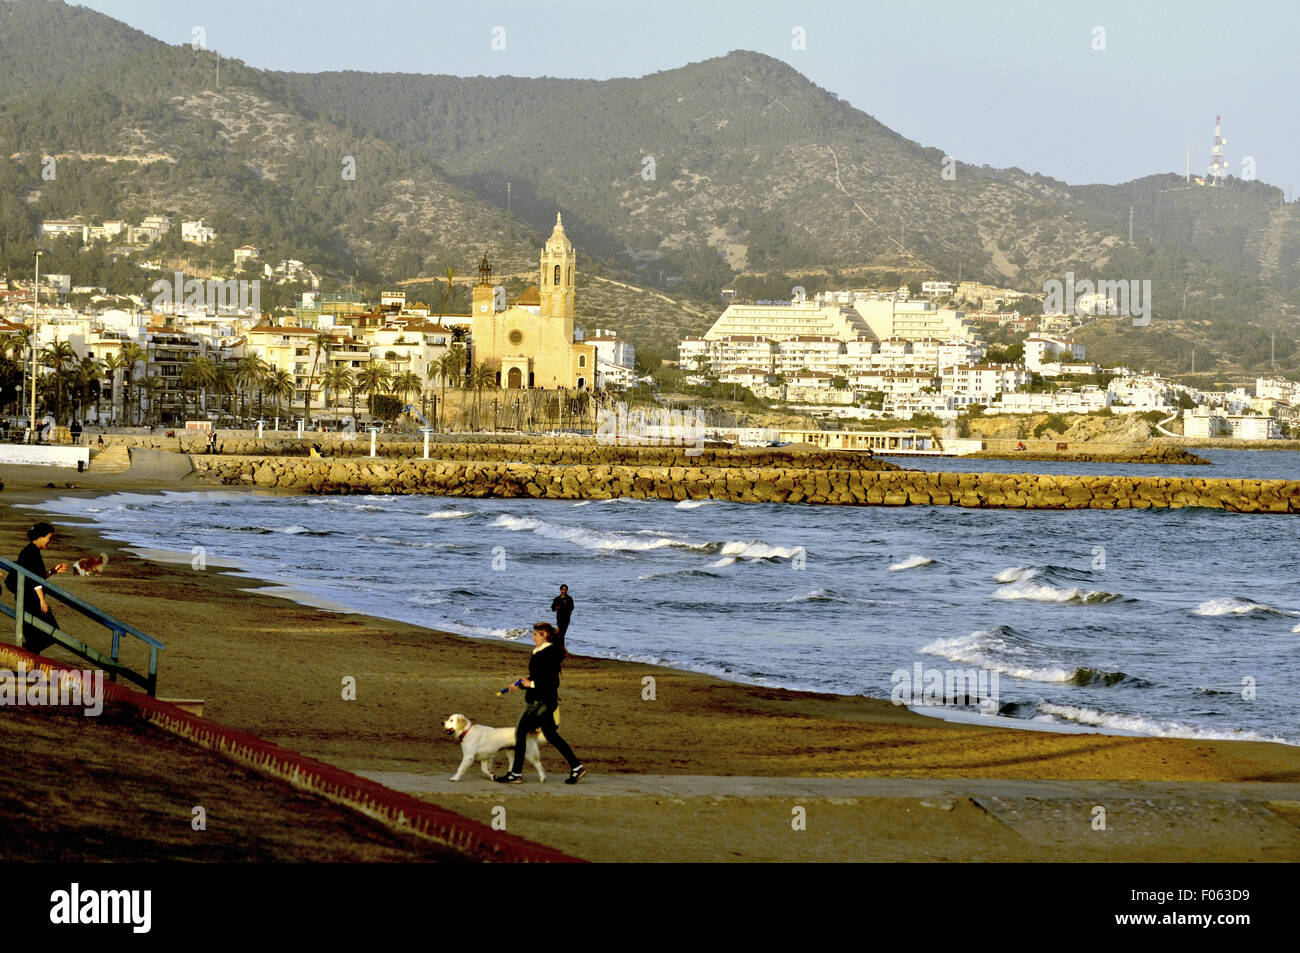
{"left": 27, "top": 447, "right": 1300, "bottom": 745}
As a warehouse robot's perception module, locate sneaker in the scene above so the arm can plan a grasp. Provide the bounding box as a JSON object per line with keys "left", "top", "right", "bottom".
{"left": 495, "top": 771, "right": 523, "bottom": 784}
{"left": 564, "top": 764, "right": 588, "bottom": 785}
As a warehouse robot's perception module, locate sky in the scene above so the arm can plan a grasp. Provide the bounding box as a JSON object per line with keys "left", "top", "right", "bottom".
{"left": 78, "top": 0, "right": 1300, "bottom": 193}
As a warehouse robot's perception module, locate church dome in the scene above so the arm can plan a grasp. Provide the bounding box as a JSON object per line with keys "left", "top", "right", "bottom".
{"left": 545, "top": 212, "right": 573, "bottom": 255}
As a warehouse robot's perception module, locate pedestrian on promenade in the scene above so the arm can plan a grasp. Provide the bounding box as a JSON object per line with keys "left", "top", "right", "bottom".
{"left": 496, "top": 622, "right": 587, "bottom": 785}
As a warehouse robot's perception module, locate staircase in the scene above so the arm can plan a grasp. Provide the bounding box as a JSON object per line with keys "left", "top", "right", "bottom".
{"left": 88, "top": 445, "right": 131, "bottom": 474}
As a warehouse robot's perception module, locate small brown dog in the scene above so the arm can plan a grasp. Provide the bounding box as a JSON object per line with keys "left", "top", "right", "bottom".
{"left": 72, "top": 554, "right": 109, "bottom": 576}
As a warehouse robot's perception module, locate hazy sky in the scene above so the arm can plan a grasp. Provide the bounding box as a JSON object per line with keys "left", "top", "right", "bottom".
{"left": 78, "top": 0, "right": 1300, "bottom": 192}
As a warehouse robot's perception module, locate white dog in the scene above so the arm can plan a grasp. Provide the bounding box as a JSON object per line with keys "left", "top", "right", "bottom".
{"left": 443, "top": 712, "right": 554, "bottom": 782}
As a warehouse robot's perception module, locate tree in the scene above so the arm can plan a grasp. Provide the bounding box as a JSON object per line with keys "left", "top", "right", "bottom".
{"left": 358, "top": 363, "right": 392, "bottom": 417}
{"left": 235, "top": 355, "right": 269, "bottom": 423}
{"left": 101, "top": 352, "right": 126, "bottom": 424}
{"left": 266, "top": 368, "right": 295, "bottom": 419}
{"left": 182, "top": 355, "right": 219, "bottom": 420}
{"left": 468, "top": 361, "right": 497, "bottom": 430}
{"left": 435, "top": 348, "right": 464, "bottom": 431}
{"left": 74, "top": 355, "right": 103, "bottom": 424}
{"left": 392, "top": 370, "right": 422, "bottom": 407}
{"left": 140, "top": 376, "right": 163, "bottom": 426}
{"left": 41, "top": 340, "right": 76, "bottom": 423}
{"left": 321, "top": 364, "right": 353, "bottom": 413}
{"left": 119, "top": 343, "right": 146, "bottom": 425}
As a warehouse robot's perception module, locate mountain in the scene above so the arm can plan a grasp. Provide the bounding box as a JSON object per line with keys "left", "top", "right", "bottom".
{"left": 2, "top": 0, "right": 1297, "bottom": 374}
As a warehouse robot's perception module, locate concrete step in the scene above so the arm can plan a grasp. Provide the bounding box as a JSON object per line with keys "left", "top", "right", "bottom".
{"left": 88, "top": 445, "right": 131, "bottom": 474}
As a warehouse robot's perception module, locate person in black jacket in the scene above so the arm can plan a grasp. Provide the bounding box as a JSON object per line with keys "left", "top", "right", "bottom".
{"left": 550, "top": 584, "right": 574, "bottom": 643}
{"left": 5, "top": 522, "right": 66, "bottom": 655}
{"left": 496, "top": 622, "right": 587, "bottom": 784}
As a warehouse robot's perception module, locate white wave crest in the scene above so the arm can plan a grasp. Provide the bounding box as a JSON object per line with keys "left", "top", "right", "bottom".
{"left": 490, "top": 513, "right": 705, "bottom": 553}
{"left": 1034, "top": 702, "right": 1292, "bottom": 744}
{"left": 675, "top": 499, "right": 718, "bottom": 509}
{"left": 708, "top": 540, "right": 804, "bottom": 568}
{"left": 995, "top": 566, "right": 1037, "bottom": 583}
{"left": 425, "top": 510, "right": 472, "bottom": 520}
{"left": 919, "top": 631, "right": 1076, "bottom": 683}
{"left": 1193, "top": 597, "right": 1292, "bottom": 617}
{"left": 890, "top": 555, "right": 933, "bottom": 572}
{"left": 993, "top": 579, "right": 1115, "bottom": 604}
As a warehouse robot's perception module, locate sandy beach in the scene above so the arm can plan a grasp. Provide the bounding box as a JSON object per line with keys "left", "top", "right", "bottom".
{"left": 2, "top": 463, "right": 1298, "bottom": 862}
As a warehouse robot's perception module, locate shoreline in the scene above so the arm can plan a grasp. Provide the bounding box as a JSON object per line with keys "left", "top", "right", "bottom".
{"left": 16, "top": 480, "right": 1297, "bottom": 749}
{"left": 4, "top": 466, "right": 1300, "bottom": 860}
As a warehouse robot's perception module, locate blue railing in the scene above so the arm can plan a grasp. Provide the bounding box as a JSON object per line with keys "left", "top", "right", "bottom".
{"left": 0, "top": 557, "right": 165, "bottom": 695}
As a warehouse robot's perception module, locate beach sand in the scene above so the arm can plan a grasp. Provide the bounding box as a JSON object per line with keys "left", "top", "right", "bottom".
{"left": 2, "top": 463, "right": 1298, "bottom": 861}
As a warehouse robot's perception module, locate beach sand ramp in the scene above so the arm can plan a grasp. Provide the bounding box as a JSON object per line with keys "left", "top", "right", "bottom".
{"left": 125, "top": 448, "right": 194, "bottom": 480}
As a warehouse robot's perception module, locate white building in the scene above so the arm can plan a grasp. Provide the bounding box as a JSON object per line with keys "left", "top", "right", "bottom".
{"left": 181, "top": 220, "right": 217, "bottom": 244}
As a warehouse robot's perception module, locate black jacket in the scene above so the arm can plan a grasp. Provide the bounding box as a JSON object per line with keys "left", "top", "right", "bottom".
{"left": 551, "top": 594, "right": 574, "bottom": 620}
{"left": 526, "top": 642, "right": 564, "bottom": 707}
{"left": 7, "top": 542, "right": 52, "bottom": 612}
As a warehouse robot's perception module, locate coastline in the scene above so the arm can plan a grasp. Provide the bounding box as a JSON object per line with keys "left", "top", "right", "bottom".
{"left": 4, "top": 466, "right": 1300, "bottom": 860}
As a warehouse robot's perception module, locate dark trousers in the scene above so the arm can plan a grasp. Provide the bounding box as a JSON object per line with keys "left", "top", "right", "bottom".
{"left": 23, "top": 606, "right": 57, "bottom": 655}
{"left": 556, "top": 615, "right": 570, "bottom": 643}
{"left": 511, "top": 700, "right": 579, "bottom": 773}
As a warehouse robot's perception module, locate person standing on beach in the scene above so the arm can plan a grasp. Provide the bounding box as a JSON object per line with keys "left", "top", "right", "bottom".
{"left": 208, "top": 430, "right": 218, "bottom": 455}
{"left": 5, "top": 522, "right": 66, "bottom": 655}
{"left": 496, "top": 622, "right": 587, "bottom": 785}
{"left": 551, "top": 584, "right": 574, "bottom": 643}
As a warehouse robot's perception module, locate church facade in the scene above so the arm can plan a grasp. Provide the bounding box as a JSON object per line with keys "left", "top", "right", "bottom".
{"left": 471, "top": 214, "right": 597, "bottom": 390}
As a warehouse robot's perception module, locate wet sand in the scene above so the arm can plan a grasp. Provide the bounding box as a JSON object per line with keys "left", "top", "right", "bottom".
{"left": 2, "top": 463, "right": 1298, "bottom": 861}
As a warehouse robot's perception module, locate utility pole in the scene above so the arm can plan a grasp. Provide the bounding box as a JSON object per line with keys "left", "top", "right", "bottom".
{"left": 1185, "top": 145, "right": 1190, "bottom": 184}
{"left": 1128, "top": 206, "right": 1134, "bottom": 244}
{"left": 1191, "top": 348, "right": 1195, "bottom": 374}
{"left": 30, "top": 250, "right": 42, "bottom": 442}
{"left": 506, "top": 182, "right": 511, "bottom": 213}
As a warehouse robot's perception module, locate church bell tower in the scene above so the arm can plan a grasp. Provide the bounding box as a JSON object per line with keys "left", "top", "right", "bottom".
{"left": 539, "top": 213, "right": 575, "bottom": 322}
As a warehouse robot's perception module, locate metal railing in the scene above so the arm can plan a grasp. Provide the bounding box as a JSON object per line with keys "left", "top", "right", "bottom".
{"left": 0, "top": 558, "right": 165, "bottom": 695}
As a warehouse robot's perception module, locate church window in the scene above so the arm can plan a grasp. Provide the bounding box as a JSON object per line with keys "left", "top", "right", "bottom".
{"left": 578, "top": 354, "right": 586, "bottom": 367}
{"left": 509, "top": 330, "right": 523, "bottom": 345}
{"left": 554, "top": 264, "right": 561, "bottom": 285}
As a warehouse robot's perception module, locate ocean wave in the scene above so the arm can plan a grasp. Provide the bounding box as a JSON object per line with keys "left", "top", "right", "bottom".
{"left": 919, "top": 628, "right": 1133, "bottom": 686}
{"left": 675, "top": 499, "right": 719, "bottom": 509}
{"left": 364, "top": 536, "right": 442, "bottom": 549}
{"left": 238, "top": 524, "right": 332, "bottom": 536}
{"left": 406, "top": 593, "right": 447, "bottom": 606}
{"left": 354, "top": 504, "right": 386, "bottom": 513}
{"left": 889, "top": 555, "right": 933, "bottom": 572}
{"left": 786, "top": 588, "right": 844, "bottom": 603}
{"left": 995, "top": 566, "right": 1038, "bottom": 583}
{"left": 708, "top": 540, "right": 805, "bottom": 568}
{"left": 1033, "top": 702, "right": 1292, "bottom": 744}
{"left": 635, "top": 569, "right": 722, "bottom": 582}
{"left": 992, "top": 579, "right": 1120, "bottom": 604}
{"left": 425, "top": 510, "right": 472, "bottom": 520}
{"left": 1193, "top": 597, "right": 1295, "bottom": 617}
{"left": 490, "top": 513, "right": 707, "bottom": 554}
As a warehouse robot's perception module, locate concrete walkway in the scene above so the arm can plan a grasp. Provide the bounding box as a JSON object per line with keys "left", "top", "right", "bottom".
{"left": 362, "top": 772, "right": 1300, "bottom": 862}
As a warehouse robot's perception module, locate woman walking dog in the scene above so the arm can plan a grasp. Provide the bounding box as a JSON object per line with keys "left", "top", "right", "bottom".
{"left": 496, "top": 622, "right": 587, "bottom": 785}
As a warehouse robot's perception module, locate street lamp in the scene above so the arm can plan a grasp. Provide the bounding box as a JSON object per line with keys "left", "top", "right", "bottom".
{"left": 30, "top": 250, "right": 42, "bottom": 443}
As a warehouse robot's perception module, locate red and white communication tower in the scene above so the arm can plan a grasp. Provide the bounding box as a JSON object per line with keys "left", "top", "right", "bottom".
{"left": 1208, "top": 114, "right": 1229, "bottom": 185}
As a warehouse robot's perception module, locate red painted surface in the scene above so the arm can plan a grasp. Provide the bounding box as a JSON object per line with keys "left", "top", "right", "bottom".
{"left": 0, "top": 645, "right": 583, "bottom": 863}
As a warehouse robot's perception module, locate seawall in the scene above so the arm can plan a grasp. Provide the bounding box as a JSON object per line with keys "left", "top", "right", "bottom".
{"left": 188, "top": 456, "right": 1300, "bottom": 512}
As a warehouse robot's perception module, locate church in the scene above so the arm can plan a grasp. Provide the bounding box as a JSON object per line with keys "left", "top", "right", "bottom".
{"left": 471, "top": 214, "right": 597, "bottom": 391}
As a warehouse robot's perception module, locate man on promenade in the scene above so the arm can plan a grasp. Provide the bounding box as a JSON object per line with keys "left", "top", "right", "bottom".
{"left": 551, "top": 584, "right": 574, "bottom": 644}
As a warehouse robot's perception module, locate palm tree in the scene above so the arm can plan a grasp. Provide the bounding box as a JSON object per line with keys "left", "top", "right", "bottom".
{"left": 358, "top": 363, "right": 392, "bottom": 418}
{"left": 101, "top": 352, "right": 126, "bottom": 424}
{"left": 235, "top": 355, "right": 268, "bottom": 424}
{"left": 469, "top": 361, "right": 497, "bottom": 431}
{"left": 392, "top": 370, "right": 422, "bottom": 409}
{"left": 303, "top": 336, "right": 329, "bottom": 426}
{"left": 119, "top": 343, "right": 146, "bottom": 426}
{"left": 182, "top": 355, "right": 219, "bottom": 420}
{"left": 74, "top": 355, "right": 103, "bottom": 425}
{"left": 321, "top": 364, "right": 353, "bottom": 413}
{"left": 266, "top": 369, "right": 295, "bottom": 419}
{"left": 41, "top": 341, "right": 76, "bottom": 423}
{"left": 214, "top": 362, "right": 238, "bottom": 420}
{"left": 140, "top": 376, "right": 163, "bottom": 427}
{"left": 349, "top": 368, "right": 363, "bottom": 422}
